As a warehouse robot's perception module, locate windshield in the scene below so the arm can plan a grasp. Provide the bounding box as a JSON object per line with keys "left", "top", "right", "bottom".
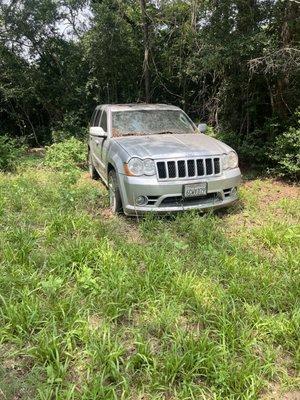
{"left": 112, "top": 110, "right": 195, "bottom": 136}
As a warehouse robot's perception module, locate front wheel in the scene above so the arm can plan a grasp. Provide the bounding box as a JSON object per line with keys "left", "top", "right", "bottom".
{"left": 108, "top": 170, "right": 123, "bottom": 214}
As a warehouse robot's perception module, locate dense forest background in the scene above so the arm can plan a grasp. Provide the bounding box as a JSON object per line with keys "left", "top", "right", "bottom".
{"left": 0, "top": 0, "right": 299, "bottom": 176}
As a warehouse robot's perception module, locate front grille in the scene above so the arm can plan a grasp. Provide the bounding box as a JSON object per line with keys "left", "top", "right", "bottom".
{"left": 156, "top": 157, "right": 221, "bottom": 180}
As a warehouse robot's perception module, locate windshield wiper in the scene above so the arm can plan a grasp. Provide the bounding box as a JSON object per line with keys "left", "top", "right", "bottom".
{"left": 121, "top": 130, "right": 184, "bottom": 136}
{"left": 152, "top": 131, "right": 175, "bottom": 135}
{"left": 122, "top": 132, "right": 144, "bottom": 136}
{"left": 122, "top": 131, "right": 174, "bottom": 136}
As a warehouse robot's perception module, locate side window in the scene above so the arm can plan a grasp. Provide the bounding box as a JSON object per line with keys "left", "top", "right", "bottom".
{"left": 94, "top": 110, "right": 101, "bottom": 127}
{"left": 100, "top": 111, "right": 107, "bottom": 132}
{"left": 90, "top": 110, "right": 96, "bottom": 126}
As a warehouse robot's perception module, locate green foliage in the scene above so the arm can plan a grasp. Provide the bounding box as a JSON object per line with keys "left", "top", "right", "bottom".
{"left": 269, "top": 113, "right": 300, "bottom": 179}
{"left": 85, "top": 0, "right": 142, "bottom": 104}
{"left": 51, "top": 130, "right": 71, "bottom": 143}
{"left": 44, "top": 137, "right": 86, "bottom": 171}
{"left": 51, "top": 112, "right": 88, "bottom": 143}
{"left": 213, "top": 111, "right": 300, "bottom": 178}
{"left": 0, "top": 134, "right": 26, "bottom": 171}
{"left": 215, "top": 129, "right": 269, "bottom": 166}
{"left": 1, "top": 0, "right": 300, "bottom": 180}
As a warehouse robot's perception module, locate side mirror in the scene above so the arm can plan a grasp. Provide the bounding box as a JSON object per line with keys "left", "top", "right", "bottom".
{"left": 89, "top": 126, "right": 107, "bottom": 137}
{"left": 198, "top": 123, "right": 207, "bottom": 133}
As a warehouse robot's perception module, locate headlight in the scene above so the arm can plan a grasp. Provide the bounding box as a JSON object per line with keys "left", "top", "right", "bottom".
{"left": 228, "top": 151, "right": 238, "bottom": 168}
{"left": 222, "top": 152, "right": 238, "bottom": 170}
{"left": 126, "top": 158, "right": 156, "bottom": 176}
{"left": 222, "top": 154, "right": 229, "bottom": 170}
{"left": 143, "top": 158, "right": 156, "bottom": 175}
{"left": 127, "top": 157, "right": 144, "bottom": 176}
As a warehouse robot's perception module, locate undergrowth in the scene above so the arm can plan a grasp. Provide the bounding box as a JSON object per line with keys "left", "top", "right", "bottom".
{"left": 0, "top": 156, "right": 299, "bottom": 399}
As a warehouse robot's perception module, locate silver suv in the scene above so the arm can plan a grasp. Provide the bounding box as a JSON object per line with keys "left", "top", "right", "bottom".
{"left": 88, "top": 103, "right": 241, "bottom": 215}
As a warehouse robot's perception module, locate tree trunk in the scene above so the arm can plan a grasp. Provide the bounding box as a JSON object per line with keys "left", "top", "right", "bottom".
{"left": 140, "top": 0, "right": 150, "bottom": 103}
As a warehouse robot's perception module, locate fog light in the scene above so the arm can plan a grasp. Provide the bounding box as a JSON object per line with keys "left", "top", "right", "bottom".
{"left": 231, "top": 187, "right": 237, "bottom": 196}
{"left": 135, "top": 195, "right": 148, "bottom": 206}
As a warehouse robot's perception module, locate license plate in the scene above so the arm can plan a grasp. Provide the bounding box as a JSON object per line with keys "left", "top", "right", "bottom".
{"left": 183, "top": 182, "right": 207, "bottom": 198}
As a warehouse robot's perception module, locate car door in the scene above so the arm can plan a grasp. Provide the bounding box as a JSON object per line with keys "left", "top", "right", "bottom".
{"left": 98, "top": 110, "right": 110, "bottom": 177}
{"left": 89, "top": 108, "right": 103, "bottom": 176}
{"left": 91, "top": 109, "right": 108, "bottom": 178}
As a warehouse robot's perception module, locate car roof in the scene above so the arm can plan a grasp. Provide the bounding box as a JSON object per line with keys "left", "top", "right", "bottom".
{"left": 95, "top": 103, "right": 181, "bottom": 112}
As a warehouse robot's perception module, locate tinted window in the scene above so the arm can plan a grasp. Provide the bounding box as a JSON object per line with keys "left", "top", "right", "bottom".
{"left": 94, "top": 110, "right": 101, "bottom": 126}
{"left": 90, "top": 110, "right": 96, "bottom": 126}
{"left": 100, "top": 111, "right": 107, "bottom": 132}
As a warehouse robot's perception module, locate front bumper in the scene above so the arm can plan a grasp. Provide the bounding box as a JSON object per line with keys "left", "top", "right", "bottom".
{"left": 118, "top": 168, "right": 242, "bottom": 216}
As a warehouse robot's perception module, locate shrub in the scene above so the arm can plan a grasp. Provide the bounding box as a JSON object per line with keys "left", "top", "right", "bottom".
{"left": 211, "top": 113, "right": 300, "bottom": 180}
{"left": 51, "top": 130, "right": 72, "bottom": 143}
{"left": 269, "top": 125, "right": 300, "bottom": 179}
{"left": 51, "top": 112, "right": 87, "bottom": 143}
{"left": 0, "top": 134, "right": 26, "bottom": 171}
{"left": 44, "top": 137, "right": 87, "bottom": 171}
{"left": 212, "top": 129, "right": 268, "bottom": 167}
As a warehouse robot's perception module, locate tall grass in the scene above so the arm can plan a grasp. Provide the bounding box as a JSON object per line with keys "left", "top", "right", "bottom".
{"left": 0, "top": 159, "right": 299, "bottom": 399}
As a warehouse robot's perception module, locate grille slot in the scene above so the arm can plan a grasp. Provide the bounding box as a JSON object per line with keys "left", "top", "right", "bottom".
{"left": 167, "top": 161, "right": 176, "bottom": 178}
{"left": 196, "top": 159, "right": 204, "bottom": 176}
{"left": 178, "top": 161, "right": 186, "bottom": 177}
{"left": 157, "top": 162, "right": 167, "bottom": 179}
{"left": 156, "top": 157, "right": 221, "bottom": 179}
{"left": 187, "top": 160, "right": 195, "bottom": 176}
{"left": 205, "top": 158, "right": 213, "bottom": 175}
{"left": 214, "top": 158, "right": 220, "bottom": 174}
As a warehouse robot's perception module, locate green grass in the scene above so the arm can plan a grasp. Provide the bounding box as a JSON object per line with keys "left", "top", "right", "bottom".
{"left": 0, "top": 157, "right": 299, "bottom": 399}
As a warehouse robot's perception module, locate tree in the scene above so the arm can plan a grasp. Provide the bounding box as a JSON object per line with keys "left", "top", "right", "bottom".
{"left": 0, "top": 0, "right": 299, "bottom": 173}
{"left": 140, "top": 0, "right": 150, "bottom": 102}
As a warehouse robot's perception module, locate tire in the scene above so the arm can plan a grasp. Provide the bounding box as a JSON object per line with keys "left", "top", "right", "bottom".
{"left": 88, "top": 150, "right": 99, "bottom": 180}
{"left": 108, "top": 170, "right": 123, "bottom": 214}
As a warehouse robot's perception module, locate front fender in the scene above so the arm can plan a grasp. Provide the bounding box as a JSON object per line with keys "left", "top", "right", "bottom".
{"left": 106, "top": 140, "right": 128, "bottom": 181}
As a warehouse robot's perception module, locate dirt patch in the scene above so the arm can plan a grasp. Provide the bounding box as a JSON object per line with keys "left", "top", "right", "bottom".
{"left": 129, "top": 391, "right": 151, "bottom": 400}
{"left": 1, "top": 345, "right": 33, "bottom": 377}
{"left": 27, "top": 147, "right": 45, "bottom": 156}
{"left": 111, "top": 216, "right": 146, "bottom": 244}
{"left": 261, "top": 385, "right": 300, "bottom": 400}
{"left": 283, "top": 392, "right": 300, "bottom": 400}
{"left": 224, "top": 179, "right": 299, "bottom": 235}
{"left": 244, "top": 179, "right": 299, "bottom": 205}
{"left": 0, "top": 345, "right": 36, "bottom": 400}
{"left": 177, "top": 315, "right": 204, "bottom": 336}
{"left": 88, "top": 314, "right": 103, "bottom": 331}
{"left": 99, "top": 207, "right": 115, "bottom": 219}
{"left": 68, "top": 354, "right": 92, "bottom": 392}
{"left": 124, "top": 223, "right": 145, "bottom": 244}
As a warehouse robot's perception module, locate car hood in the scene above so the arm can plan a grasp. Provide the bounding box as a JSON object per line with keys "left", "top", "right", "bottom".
{"left": 114, "top": 133, "right": 233, "bottom": 159}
